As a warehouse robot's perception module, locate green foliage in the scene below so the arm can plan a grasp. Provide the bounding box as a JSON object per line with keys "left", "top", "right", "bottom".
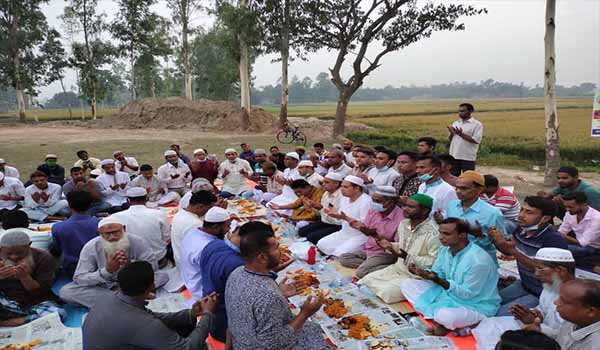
{"left": 214, "top": 1, "right": 263, "bottom": 61}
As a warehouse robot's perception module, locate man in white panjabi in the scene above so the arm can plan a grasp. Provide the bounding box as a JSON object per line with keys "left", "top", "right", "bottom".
{"left": 131, "top": 164, "right": 180, "bottom": 207}
{"left": 267, "top": 152, "right": 301, "bottom": 214}
{"left": 96, "top": 159, "right": 130, "bottom": 212}
{"left": 358, "top": 194, "right": 440, "bottom": 303}
{"left": 113, "top": 151, "right": 139, "bottom": 178}
{"left": 158, "top": 150, "right": 191, "bottom": 197}
{"left": 317, "top": 175, "right": 372, "bottom": 257}
{"left": 218, "top": 148, "right": 253, "bottom": 197}
{"left": 21, "top": 171, "right": 69, "bottom": 222}
{"left": 297, "top": 160, "right": 323, "bottom": 188}
{"left": 472, "top": 248, "right": 575, "bottom": 350}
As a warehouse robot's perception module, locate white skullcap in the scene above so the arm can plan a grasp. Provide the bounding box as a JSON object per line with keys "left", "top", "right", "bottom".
{"left": 324, "top": 172, "right": 344, "bottom": 182}
{"left": 224, "top": 148, "right": 237, "bottom": 154}
{"left": 101, "top": 159, "right": 114, "bottom": 166}
{"left": 535, "top": 247, "right": 575, "bottom": 263}
{"left": 90, "top": 169, "right": 102, "bottom": 176}
{"left": 112, "top": 150, "right": 123, "bottom": 156}
{"left": 204, "top": 207, "right": 230, "bottom": 223}
{"left": 285, "top": 152, "right": 300, "bottom": 161}
{"left": 0, "top": 229, "right": 31, "bottom": 247}
{"left": 45, "top": 154, "right": 58, "bottom": 159}
{"left": 164, "top": 150, "right": 177, "bottom": 157}
{"left": 193, "top": 148, "right": 206, "bottom": 155}
{"left": 0, "top": 172, "right": 4, "bottom": 181}
{"left": 254, "top": 148, "right": 266, "bottom": 155}
{"left": 126, "top": 187, "right": 147, "bottom": 197}
{"left": 0, "top": 158, "right": 5, "bottom": 164}
{"left": 375, "top": 185, "right": 397, "bottom": 198}
{"left": 343, "top": 175, "right": 364, "bottom": 188}
{"left": 298, "top": 160, "right": 314, "bottom": 167}
{"left": 98, "top": 216, "right": 124, "bottom": 229}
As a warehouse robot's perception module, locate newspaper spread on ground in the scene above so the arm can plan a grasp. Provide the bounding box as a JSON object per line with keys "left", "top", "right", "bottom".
{"left": 147, "top": 290, "right": 189, "bottom": 314}
{"left": 365, "top": 336, "right": 457, "bottom": 350}
{"left": 0, "top": 313, "right": 82, "bottom": 350}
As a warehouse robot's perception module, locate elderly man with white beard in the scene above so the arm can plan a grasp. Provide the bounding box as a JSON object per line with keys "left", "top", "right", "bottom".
{"left": 0, "top": 230, "right": 64, "bottom": 326}
{"left": 59, "top": 216, "right": 168, "bottom": 308}
{"left": 472, "top": 247, "right": 575, "bottom": 350}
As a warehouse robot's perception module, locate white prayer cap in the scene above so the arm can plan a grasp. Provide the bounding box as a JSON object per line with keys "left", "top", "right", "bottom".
{"left": 45, "top": 154, "right": 58, "bottom": 159}
{"left": 164, "top": 150, "right": 177, "bottom": 157}
{"left": 0, "top": 172, "right": 4, "bottom": 181}
{"left": 193, "top": 148, "right": 206, "bottom": 155}
{"left": 126, "top": 187, "right": 147, "bottom": 197}
{"left": 0, "top": 158, "right": 5, "bottom": 164}
{"left": 298, "top": 160, "right": 314, "bottom": 168}
{"left": 101, "top": 159, "right": 114, "bottom": 166}
{"left": 285, "top": 152, "right": 300, "bottom": 161}
{"left": 112, "top": 150, "right": 123, "bottom": 156}
{"left": 0, "top": 229, "right": 31, "bottom": 247}
{"left": 98, "top": 216, "right": 124, "bottom": 229}
{"left": 224, "top": 148, "right": 237, "bottom": 154}
{"left": 204, "top": 207, "right": 230, "bottom": 223}
{"left": 375, "top": 185, "right": 397, "bottom": 198}
{"left": 254, "top": 148, "right": 266, "bottom": 156}
{"left": 90, "top": 169, "right": 102, "bottom": 176}
{"left": 535, "top": 247, "right": 575, "bottom": 263}
{"left": 343, "top": 175, "right": 364, "bottom": 188}
{"left": 324, "top": 172, "right": 344, "bottom": 182}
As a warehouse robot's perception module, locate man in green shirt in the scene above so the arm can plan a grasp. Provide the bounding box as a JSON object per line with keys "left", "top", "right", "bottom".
{"left": 539, "top": 167, "right": 600, "bottom": 214}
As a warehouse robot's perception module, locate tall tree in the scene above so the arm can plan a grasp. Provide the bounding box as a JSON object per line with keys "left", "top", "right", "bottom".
{"left": 543, "top": 0, "right": 560, "bottom": 186}
{"left": 63, "top": 0, "right": 114, "bottom": 120}
{"left": 41, "top": 29, "right": 72, "bottom": 118}
{"left": 303, "top": 0, "right": 485, "bottom": 137}
{"left": 0, "top": 0, "right": 49, "bottom": 122}
{"left": 167, "top": 0, "right": 202, "bottom": 100}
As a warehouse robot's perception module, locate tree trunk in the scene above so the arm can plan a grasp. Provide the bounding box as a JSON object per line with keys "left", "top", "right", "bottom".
{"left": 278, "top": 0, "right": 290, "bottom": 128}
{"left": 15, "top": 87, "right": 26, "bottom": 123}
{"left": 239, "top": 0, "right": 251, "bottom": 114}
{"left": 91, "top": 95, "right": 97, "bottom": 120}
{"left": 151, "top": 79, "right": 156, "bottom": 98}
{"left": 58, "top": 77, "right": 73, "bottom": 119}
{"left": 131, "top": 58, "right": 137, "bottom": 100}
{"left": 182, "top": 18, "right": 192, "bottom": 100}
{"left": 543, "top": 0, "right": 560, "bottom": 186}
{"left": 333, "top": 90, "right": 351, "bottom": 138}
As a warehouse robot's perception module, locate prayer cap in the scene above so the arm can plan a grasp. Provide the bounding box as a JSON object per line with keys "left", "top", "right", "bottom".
{"left": 285, "top": 152, "right": 300, "bottom": 160}
{"left": 204, "top": 207, "right": 230, "bottom": 223}
{"left": 98, "top": 216, "right": 124, "bottom": 229}
{"left": 254, "top": 148, "right": 266, "bottom": 156}
{"left": 535, "top": 247, "right": 575, "bottom": 263}
{"left": 459, "top": 170, "right": 485, "bottom": 186}
{"left": 0, "top": 229, "right": 31, "bottom": 247}
{"left": 343, "top": 175, "right": 364, "bottom": 188}
{"left": 298, "top": 160, "right": 314, "bottom": 168}
{"left": 90, "top": 169, "right": 102, "bottom": 176}
{"left": 126, "top": 187, "right": 147, "bottom": 197}
{"left": 0, "top": 172, "right": 4, "bottom": 181}
{"left": 193, "top": 148, "right": 206, "bottom": 155}
{"left": 0, "top": 158, "right": 5, "bottom": 164}
{"left": 324, "top": 172, "right": 344, "bottom": 182}
{"left": 118, "top": 261, "right": 154, "bottom": 296}
{"left": 112, "top": 150, "right": 123, "bottom": 156}
{"left": 45, "top": 154, "right": 57, "bottom": 159}
{"left": 101, "top": 159, "right": 114, "bottom": 166}
{"left": 409, "top": 193, "right": 434, "bottom": 209}
{"left": 224, "top": 148, "right": 237, "bottom": 154}
{"left": 375, "top": 186, "right": 397, "bottom": 198}
{"left": 191, "top": 178, "right": 212, "bottom": 192}
{"left": 164, "top": 150, "right": 177, "bottom": 157}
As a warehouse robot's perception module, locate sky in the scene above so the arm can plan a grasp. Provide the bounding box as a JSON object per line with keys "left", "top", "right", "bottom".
{"left": 39, "top": 0, "right": 600, "bottom": 100}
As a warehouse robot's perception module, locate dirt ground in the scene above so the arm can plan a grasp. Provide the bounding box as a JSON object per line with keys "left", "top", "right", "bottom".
{"left": 1, "top": 124, "right": 598, "bottom": 198}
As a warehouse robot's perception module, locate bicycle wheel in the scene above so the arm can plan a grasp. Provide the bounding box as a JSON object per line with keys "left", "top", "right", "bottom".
{"left": 277, "top": 130, "right": 294, "bottom": 144}
{"left": 294, "top": 131, "right": 307, "bottom": 146}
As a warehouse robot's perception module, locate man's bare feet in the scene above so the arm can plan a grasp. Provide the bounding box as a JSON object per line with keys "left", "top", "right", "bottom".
{"left": 0, "top": 317, "right": 27, "bottom": 327}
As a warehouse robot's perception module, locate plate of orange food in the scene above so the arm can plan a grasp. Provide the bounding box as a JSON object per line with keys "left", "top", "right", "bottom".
{"left": 323, "top": 298, "right": 351, "bottom": 318}
{"left": 1, "top": 339, "right": 41, "bottom": 350}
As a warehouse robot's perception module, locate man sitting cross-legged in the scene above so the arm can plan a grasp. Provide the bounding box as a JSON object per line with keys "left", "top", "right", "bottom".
{"left": 400, "top": 218, "right": 500, "bottom": 336}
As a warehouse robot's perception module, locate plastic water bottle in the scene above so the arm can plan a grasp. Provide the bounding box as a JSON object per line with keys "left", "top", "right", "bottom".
{"left": 452, "top": 326, "right": 472, "bottom": 337}
{"left": 307, "top": 246, "right": 316, "bottom": 265}
{"left": 409, "top": 317, "right": 429, "bottom": 334}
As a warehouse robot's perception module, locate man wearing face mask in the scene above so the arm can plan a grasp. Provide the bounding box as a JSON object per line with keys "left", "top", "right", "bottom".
{"left": 297, "top": 160, "right": 323, "bottom": 187}
{"left": 36, "top": 154, "right": 65, "bottom": 186}
{"left": 488, "top": 196, "right": 568, "bottom": 316}
{"left": 338, "top": 186, "right": 404, "bottom": 278}
{"left": 180, "top": 207, "right": 231, "bottom": 300}
{"left": 189, "top": 149, "right": 218, "bottom": 185}
{"left": 416, "top": 155, "right": 457, "bottom": 218}
{"left": 218, "top": 148, "right": 253, "bottom": 198}
{"left": 362, "top": 150, "right": 399, "bottom": 194}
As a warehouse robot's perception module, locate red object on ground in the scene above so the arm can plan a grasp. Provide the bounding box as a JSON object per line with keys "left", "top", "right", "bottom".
{"left": 307, "top": 246, "right": 317, "bottom": 265}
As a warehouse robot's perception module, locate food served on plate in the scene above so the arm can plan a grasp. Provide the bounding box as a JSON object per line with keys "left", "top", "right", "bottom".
{"left": 1, "top": 339, "right": 42, "bottom": 350}
{"left": 167, "top": 208, "right": 179, "bottom": 216}
{"left": 279, "top": 244, "right": 292, "bottom": 263}
{"left": 338, "top": 315, "right": 379, "bottom": 340}
{"left": 323, "top": 298, "right": 351, "bottom": 318}
{"left": 33, "top": 226, "right": 52, "bottom": 232}
{"left": 368, "top": 340, "right": 395, "bottom": 350}
{"left": 286, "top": 268, "right": 319, "bottom": 287}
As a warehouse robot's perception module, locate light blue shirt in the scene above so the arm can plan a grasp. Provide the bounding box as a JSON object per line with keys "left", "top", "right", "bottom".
{"left": 180, "top": 228, "right": 218, "bottom": 300}
{"left": 415, "top": 242, "right": 500, "bottom": 318}
{"left": 445, "top": 198, "right": 505, "bottom": 265}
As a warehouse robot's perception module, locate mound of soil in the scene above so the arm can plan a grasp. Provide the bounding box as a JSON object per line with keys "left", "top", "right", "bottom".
{"left": 101, "top": 97, "right": 276, "bottom": 132}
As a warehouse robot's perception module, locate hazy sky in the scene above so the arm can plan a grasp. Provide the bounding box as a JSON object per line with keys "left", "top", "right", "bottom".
{"left": 39, "top": 0, "right": 600, "bottom": 100}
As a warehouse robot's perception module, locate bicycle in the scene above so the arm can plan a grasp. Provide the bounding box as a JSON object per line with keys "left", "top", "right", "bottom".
{"left": 276, "top": 124, "right": 307, "bottom": 145}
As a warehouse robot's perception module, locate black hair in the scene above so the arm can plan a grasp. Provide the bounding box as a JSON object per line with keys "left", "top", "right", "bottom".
{"left": 313, "top": 142, "right": 324, "bottom": 148}
{"left": 440, "top": 217, "right": 470, "bottom": 235}
{"left": 240, "top": 229, "right": 275, "bottom": 261}
{"left": 562, "top": 191, "right": 588, "bottom": 205}
{"left": 417, "top": 137, "right": 438, "bottom": 149}
{"left": 373, "top": 146, "right": 387, "bottom": 153}
{"left": 459, "top": 103, "right": 475, "bottom": 112}
{"left": 557, "top": 166, "right": 578, "bottom": 177}
{"left": 269, "top": 146, "right": 279, "bottom": 151}
{"left": 70, "top": 166, "right": 83, "bottom": 174}
{"left": 239, "top": 221, "right": 274, "bottom": 237}
{"left": 30, "top": 170, "right": 48, "bottom": 180}
{"left": 67, "top": 191, "right": 93, "bottom": 212}
{"left": 416, "top": 155, "right": 442, "bottom": 168}
{"left": 139, "top": 164, "right": 153, "bottom": 172}
{"left": 118, "top": 261, "right": 154, "bottom": 297}
{"left": 1, "top": 209, "right": 29, "bottom": 230}
{"left": 291, "top": 179, "right": 311, "bottom": 189}
{"left": 574, "top": 279, "right": 600, "bottom": 309}
{"left": 189, "top": 190, "right": 217, "bottom": 206}
{"left": 76, "top": 150, "right": 88, "bottom": 156}
{"left": 484, "top": 174, "right": 499, "bottom": 187}
{"left": 377, "top": 149, "right": 397, "bottom": 166}
{"left": 496, "top": 330, "right": 560, "bottom": 350}
{"left": 397, "top": 151, "right": 419, "bottom": 161}
{"left": 240, "top": 143, "right": 248, "bottom": 147}
{"left": 355, "top": 147, "right": 375, "bottom": 157}
{"left": 261, "top": 161, "right": 277, "bottom": 171}
{"left": 524, "top": 196, "right": 557, "bottom": 217}
{"left": 437, "top": 154, "right": 456, "bottom": 168}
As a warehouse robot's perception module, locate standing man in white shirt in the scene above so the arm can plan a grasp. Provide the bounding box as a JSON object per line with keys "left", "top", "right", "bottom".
{"left": 113, "top": 151, "right": 139, "bottom": 178}
{"left": 0, "top": 159, "right": 20, "bottom": 180}
{"left": 218, "top": 148, "right": 253, "bottom": 197}
{"left": 415, "top": 156, "right": 457, "bottom": 218}
{"left": 21, "top": 171, "right": 69, "bottom": 222}
{"left": 112, "top": 188, "right": 171, "bottom": 268}
{"left": 0, "top": 172, "right": 25, "bottom": 217}
{"left": 97, "top": 159, "right": 131, "bottom": 213}
{"left": 158, "top": 150, "right": 191, "bottom": 197}
{"left": 448, "top": 103, "right": 483, "bottom": 175}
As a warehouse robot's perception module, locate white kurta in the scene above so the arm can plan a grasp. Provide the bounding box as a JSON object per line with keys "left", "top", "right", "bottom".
{"left": 171, "top": 209, "right": 204, "bottom": 264}
{"left": 115, "top": 157, "right": 139, "bottom": 176}
{"left": 1, "top": 166, "right": 20, "bottom": 179}
{"left": 268, "top": 167, "right": 300, "bottom": 206}
{"left": 0, "top": 177, "right": 25, "bottom": 209}
{"left": 304, "top": 172, "right": 323, "bottom": 188}
{"left": 97, "top": 172, "right": 130, "bottom": 206}
{"left": 320, "top": 189, "right": 343, "bottom": 225}
{"left": 417, "top": 179, "right": 457, "bottom": 218}
{"left": 317, "top": 193, "right": 372, "bottom": 256}
{"left": 218, "top": 159, "right": 253, "bottom": 195}
{"left": 158, "top": 161, "right": 191, "bottom": 190}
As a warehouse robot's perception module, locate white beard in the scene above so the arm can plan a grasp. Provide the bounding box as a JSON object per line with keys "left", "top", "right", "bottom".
{"left": 1, "top": 253, "right": 35, "bottom": 270}
{"left": 542, "top": 274, "right": 563, "bottom": 294}
{"left": 101, "top": 233, "right": 130, "bottom": 257}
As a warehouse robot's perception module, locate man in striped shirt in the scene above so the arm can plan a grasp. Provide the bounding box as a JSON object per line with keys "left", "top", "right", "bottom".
{"left": 481, "top": 175, "right": 521, "bottom": 235}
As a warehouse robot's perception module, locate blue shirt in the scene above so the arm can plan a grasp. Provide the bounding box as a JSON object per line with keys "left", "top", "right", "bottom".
{"left": 446, "top": 198, "right": 506, "bottom": 265}
{"left": 415, "top": 242, "right": 501, "bottom": 318}
{"left": 51, "top": 214, "right": 100, "bottom": 273}
{"left": 179, "top": 228, "right": 218, "bottom": 300}
{"left": 512, "top": 225, "right": 568, "bottom": 296}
